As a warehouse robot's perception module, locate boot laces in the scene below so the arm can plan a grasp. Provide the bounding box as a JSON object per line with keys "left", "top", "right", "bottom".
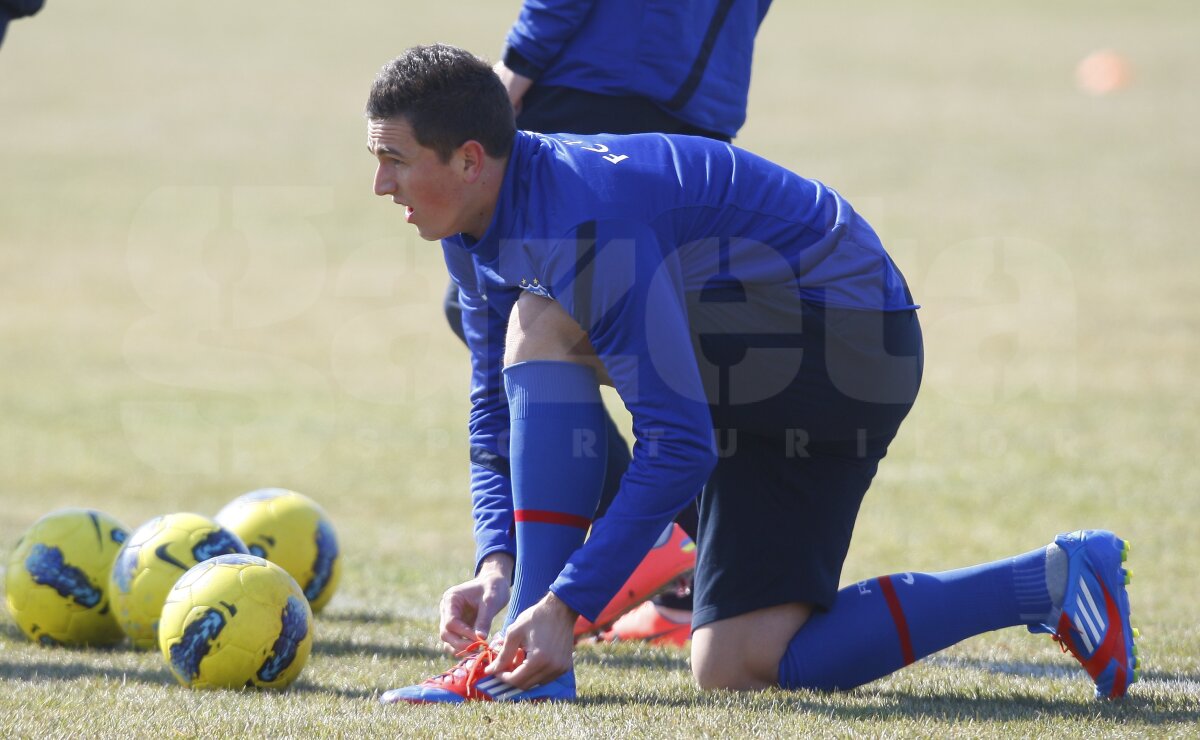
{"left": 427, "top": 638, "right": 498, "bottom": 698}
{"left": 1052, "top": 633, "right": 1074, "bottom": 656}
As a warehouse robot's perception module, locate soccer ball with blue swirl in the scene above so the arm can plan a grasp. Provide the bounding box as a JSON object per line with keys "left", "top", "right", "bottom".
{"left": 109, "top": 512, "right": 248, "bottom": 649}
{"left": 215, "top": 488, "right": 341, "bottom": 611}
{"left": 158, "top": 553, "right": 314, "bottom": 689}
{"left": 5, "top": 508, "right": 129, "bottom": 647}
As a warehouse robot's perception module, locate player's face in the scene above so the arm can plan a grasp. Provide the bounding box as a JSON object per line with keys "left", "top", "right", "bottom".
{"left": 368, "top": 117, "right": 472, "bottom": 241}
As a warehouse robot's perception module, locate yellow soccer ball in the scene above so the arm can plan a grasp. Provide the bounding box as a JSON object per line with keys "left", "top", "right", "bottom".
{"left": 109, "top": 512, "right": 247, "bottom": 649}
{"left": 215, "top": 489, "right": 341, "bottom": 611}
{"left": 5, "top": 508, "right": 129, "bottom": 646}
{"left": 158, "top": 553, "right": 313, "bottom": 690}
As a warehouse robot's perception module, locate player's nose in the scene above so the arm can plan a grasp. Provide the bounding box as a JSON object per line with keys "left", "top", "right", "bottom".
{"left": 373, "top": 163, "right": 394, "bottom": 197}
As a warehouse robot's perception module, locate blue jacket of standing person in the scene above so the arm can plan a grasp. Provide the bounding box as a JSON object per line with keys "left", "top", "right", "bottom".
{"left": 502, "top": 0, "right": 773, "bottom": 140}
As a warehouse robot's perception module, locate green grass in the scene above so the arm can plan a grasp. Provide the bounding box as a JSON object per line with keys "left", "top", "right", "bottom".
{"left": 2, "top": 0, "right": 1198, "bottom": 735}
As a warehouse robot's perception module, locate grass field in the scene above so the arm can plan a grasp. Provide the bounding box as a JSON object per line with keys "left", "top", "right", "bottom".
{"left": 2, "top": 0, "right": 1198, "bottom": 736}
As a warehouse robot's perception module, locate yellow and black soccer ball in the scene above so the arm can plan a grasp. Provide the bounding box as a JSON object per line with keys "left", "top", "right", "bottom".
{"left": 215, "top": 489, "right": 341, "bottom": 611}
{"left": 158, "top": 553, "right": 313, "bottom": 690}
{"left": 109, "top": 512, "right": 247, "bottom": 649}
{"left": 5, "top": 508, "right": 129, "bottom": 647}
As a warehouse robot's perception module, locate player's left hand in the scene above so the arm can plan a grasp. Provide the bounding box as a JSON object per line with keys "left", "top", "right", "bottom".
{"left": 492, "top": 61, "right": 533, "bottom": 115}
{"left": 486, "top": 592, "right": 577, "bottom": 689}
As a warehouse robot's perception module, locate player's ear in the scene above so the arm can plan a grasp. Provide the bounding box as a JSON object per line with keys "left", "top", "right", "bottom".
{"left": 457, "top": 140, "right": 487, "bottom": 182}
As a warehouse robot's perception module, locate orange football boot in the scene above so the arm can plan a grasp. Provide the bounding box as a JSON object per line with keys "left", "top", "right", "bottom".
{"left": 574, "top": 522, "right": 695, "bottom": 640}
{"left": 600, "top": 601, "right": 691, "bottom": 647}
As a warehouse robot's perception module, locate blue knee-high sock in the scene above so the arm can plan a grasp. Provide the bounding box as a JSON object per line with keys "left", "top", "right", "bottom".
{"left": 778, "top": 547, "right": 1052, "bottom": 691}
{"left": 502, "top": 361, "right": 607, "bottom": 632}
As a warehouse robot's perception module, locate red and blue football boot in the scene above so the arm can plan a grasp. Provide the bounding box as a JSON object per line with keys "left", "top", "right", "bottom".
{"left": 380, "top": 639, "right": 576, "bottom": 704}
{"left": 1029, "top": 529, "right": 1140, "bottom": 699}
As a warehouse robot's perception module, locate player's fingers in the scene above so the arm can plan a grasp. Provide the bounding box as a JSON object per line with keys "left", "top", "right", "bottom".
{"left": 440, "top": 617, "right": 478, "bottom": 650}
{"left": 437, "top": 591, "right": 460, "bottom": 625}
{"left": 494, "top": 658, "right": 534, "bottom": 688}
{"left": 466, "top": 585, "right": 505, "bottom": 639}
{"left": 486, "top": 630, "right": 522, "bottom": 676}
{"left": 441, "top": 634, "right": 473, "bottom": 652}
{"left": 473, "top": 592, "right": 507, "bottom": 637}
{"left": 472, "top": 611, "right": 494, "bottom": 639}
{"left": 495, "top": 649, "right": 551, "bottom": 689}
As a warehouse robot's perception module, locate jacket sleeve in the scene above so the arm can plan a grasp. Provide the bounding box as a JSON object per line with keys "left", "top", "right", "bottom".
{"left": 442, "top": 244, "right": 521, "bottom": 573}
{"left": 503, "top": 0, "right": 598, "bottom": 78}
{"left": 757, "top": 0, "right": 773, "bottom": 25}
{"left": 540, "top": 219, "right": 717, "bottom": 621}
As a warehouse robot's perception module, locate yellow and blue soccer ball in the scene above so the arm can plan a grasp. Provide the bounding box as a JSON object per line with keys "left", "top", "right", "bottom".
{"left": 109, "top": 512, "right": 247, "bottom": 649}
{"left": 215, "top": 489, "right": 341, "bottom": 611}
{"left": 158, "top": 553, "right": 313, "bottom": 690}
{"left": 5, "top": 508, "right": 129, "bottom": 647}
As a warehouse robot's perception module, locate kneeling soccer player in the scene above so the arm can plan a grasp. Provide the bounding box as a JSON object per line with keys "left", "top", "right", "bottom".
{"left": 366, "top": 44, "right": 1139, "bottom": 703}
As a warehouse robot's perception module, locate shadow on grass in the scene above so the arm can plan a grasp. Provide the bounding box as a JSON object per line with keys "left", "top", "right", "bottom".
{"left": 0, "top": 658, "right": 172, "bottom": 686}
{"left": 575, "top": 686, "right": 1200, "bottom": 723}
{"left": 929, "top": 655, "right": 1200, "bottom": 691}
{"left": 574, "top": 647, "right": 690, "bottom": 672}
{"left": 0, "top": 621, "right": 146, "bottom": 656}
{"left": 311, "top": 636, "right": 445, "bottom": 661}
{"left": 0, "top": 657, "right": 388, "bottom": 701}
{"left": 288, "top": 679, "right": 378, "bottom": 701}
{"left": 310, "top": 609, "right": 447, "bottom": 661}
{"left": 790, "top": 692, "right": 1199, "bottom": 725}
{"left": 316, "top": 610, "right": 425, "bottom": 627}
{"left": 0, "top": 655, "right": 389, "bottom": 701}
{"left": 573, "top": 654, "right": 1199, "bottom": 724}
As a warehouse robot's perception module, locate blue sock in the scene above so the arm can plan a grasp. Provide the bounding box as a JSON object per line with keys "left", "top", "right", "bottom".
{"left": 502, "top": 361, "right": 607, "bottom": 632}
{"left": 778, "top": 547, "right": 1051, "bottom": 691}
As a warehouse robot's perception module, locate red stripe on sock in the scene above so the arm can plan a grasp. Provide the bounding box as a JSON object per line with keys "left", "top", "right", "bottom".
{"left": 514, "top": 509, "right": 592, "bottom": 530}
{"left": 878, "top": 576, "right": 916, "bottom": 666}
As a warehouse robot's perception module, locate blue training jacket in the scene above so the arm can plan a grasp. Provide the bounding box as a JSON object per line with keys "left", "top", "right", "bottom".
{"left": 443, "top": 131, "right": 915, "bottom": 622}
{"left": 503, "top": 0, "right": 773, "bottom": 139}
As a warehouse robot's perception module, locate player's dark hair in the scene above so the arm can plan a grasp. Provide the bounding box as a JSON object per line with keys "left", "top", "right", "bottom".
{"left": 366, "top": 44, "right": 515, "bottom": 162}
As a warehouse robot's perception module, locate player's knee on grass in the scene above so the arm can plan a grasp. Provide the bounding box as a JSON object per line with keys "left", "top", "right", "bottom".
{"left": 504, "top": 292, "right": 610, "bottom": 383}
{"left": 691, "top": 631, "right": 778, "bottom": 691}
{"left": 690, "top": 603, "right": 813, "bottom": 691}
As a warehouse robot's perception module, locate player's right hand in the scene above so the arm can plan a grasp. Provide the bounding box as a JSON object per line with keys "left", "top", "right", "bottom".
{"left": 438, "top": 553, "right": 513, "bottom": 652}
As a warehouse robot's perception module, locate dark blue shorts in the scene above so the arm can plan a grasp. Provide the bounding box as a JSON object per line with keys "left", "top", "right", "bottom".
{"left": 691, "top": 302, "right": 923, "bottom": 628}
{"left": 516, "top": 85, "right": 729, "bottom": 141}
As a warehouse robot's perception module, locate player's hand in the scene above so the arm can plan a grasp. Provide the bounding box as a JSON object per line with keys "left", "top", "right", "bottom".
{"left": 492, "top": 61, "right": 533, "bottom": 116}
{"left": 438, "top": 553, "right": 513, "bottom": 652}
{"left": 486, "top": 591, "right": 577, "bottom": 689}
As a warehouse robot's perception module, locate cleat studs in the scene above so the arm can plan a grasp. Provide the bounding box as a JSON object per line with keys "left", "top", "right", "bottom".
{"left": 1125, "top": 569, "right": 1132, "bottom": 585}
{"left": 1133, "top": 627, "right": 1141, "bottom": 639}
{"left": 1121, "top": 541, "right": 1129, "bottom": 561}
